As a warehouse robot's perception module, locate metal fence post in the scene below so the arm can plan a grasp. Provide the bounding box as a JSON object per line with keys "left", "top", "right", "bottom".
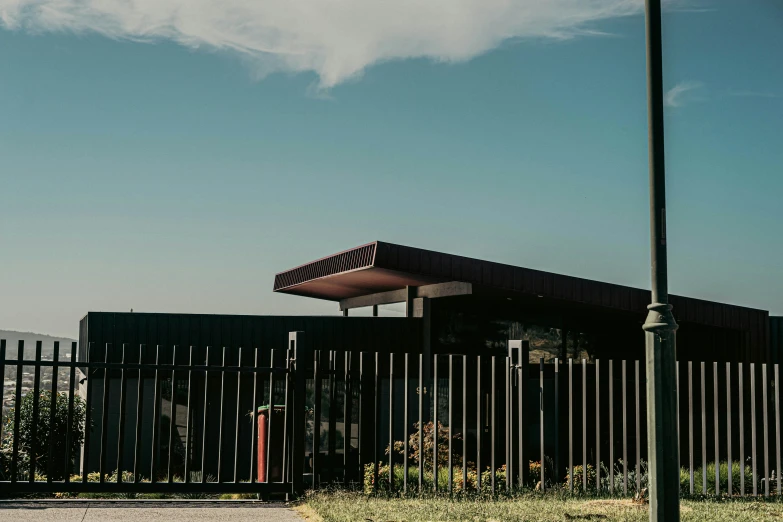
{"left": 539, "top": 357, "right": 545, "bottom": 492}
{"left": 751, "top": 362, "right": 757, "bottom": 496}
{"left": 290, "top": 331, "right": 309, "bottom": 496}
{"left": 726, "top": 362, "right": 732, "bottom": 498}
{"left": 570, "top": 358, "right": 574, "bottom": 493}
{"left": 555, "top": 357, "right": 560, "bottom": 487}
{"left": 596, "top": 359, "right": 600, "bottom": 494}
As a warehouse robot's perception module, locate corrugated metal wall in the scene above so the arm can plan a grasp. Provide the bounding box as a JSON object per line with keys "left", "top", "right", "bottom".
{"left": 78, "top": 312, "right": 423, "bottom": 363}
{"left": 374, "top": 242, "right": 771, "bottom": 363}
{"left": 772, "top": 317, "right": 783, "bottom": 364}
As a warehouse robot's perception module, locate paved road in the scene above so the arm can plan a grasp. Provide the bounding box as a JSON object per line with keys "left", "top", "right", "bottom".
{"left": 0, "top": 502, "right": 304, "bottom": 521}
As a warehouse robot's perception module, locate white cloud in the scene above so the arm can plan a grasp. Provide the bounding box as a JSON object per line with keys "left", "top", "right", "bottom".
{"left": 0, "top": 0, "right": 647, "bottom": 89}
{"left": 664, "top": 80, "right": 703, "bottom": 107}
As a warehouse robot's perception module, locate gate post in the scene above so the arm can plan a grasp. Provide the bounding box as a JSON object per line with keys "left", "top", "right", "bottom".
{"left": 509, "top": 340, "right": 529, "bottom": 487}
{"left": 290, "top": 331, "right": 310, "bottom": 496}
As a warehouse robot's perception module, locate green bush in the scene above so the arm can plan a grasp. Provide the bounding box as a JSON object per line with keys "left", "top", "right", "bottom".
{"left": 363, "top": 462, "right": 507, "bottom": 495}
{"left": 1, "top": 390, "right": 88, "bottom": 481}
{"left": 387, "top": 421, "right": 465, "bottom": 472}
{"left": 362, "top": 457, "right": 770, "bottom": 499}
{"left": 563, "top": 464, "right": 597, "bottom": 493}
{"left": 680, "top": 461, "right": 756, "bottom": 496}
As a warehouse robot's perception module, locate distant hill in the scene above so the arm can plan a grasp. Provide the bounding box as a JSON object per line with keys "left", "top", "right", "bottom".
{"left": 0, "top": 330, "right": 77, "bottom": 359}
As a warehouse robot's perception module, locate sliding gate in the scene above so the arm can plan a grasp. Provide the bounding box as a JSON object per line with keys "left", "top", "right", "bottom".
{"left": 0, "top": 334, "right": 311, "bottom": 496}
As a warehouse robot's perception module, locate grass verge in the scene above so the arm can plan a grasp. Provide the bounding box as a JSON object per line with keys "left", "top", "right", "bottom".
{"left": 301, "top": 490, "right": 783, "bottom": 522}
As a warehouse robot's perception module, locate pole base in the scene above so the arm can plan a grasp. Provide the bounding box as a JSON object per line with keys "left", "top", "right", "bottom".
{"left": 644, "top": 309, "right": 679, "bottom": 521}
{"left": 642, "top": 302, "right": 678, "bottom": 335}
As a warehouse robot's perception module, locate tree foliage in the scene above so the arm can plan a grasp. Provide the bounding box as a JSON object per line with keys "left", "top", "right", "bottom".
{"left": 1, "top": 390, "right": 88, "bottom": 480}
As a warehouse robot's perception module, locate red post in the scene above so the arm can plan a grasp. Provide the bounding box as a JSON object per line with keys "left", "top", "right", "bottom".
{"left": 258, "top": 409, "right": 269, "bottom": 482}
{"left": 257, "top": 406, "right": 285, "bottom": 482}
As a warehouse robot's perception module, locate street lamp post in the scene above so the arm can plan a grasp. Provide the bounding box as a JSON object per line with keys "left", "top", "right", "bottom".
{"left": 643, "top": 1, "right": 680, "bottom": 521}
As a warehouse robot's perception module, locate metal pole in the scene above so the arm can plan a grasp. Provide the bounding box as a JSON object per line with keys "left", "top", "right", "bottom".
{"left": 643, "top": 1, "right": 679, "bottom": 519}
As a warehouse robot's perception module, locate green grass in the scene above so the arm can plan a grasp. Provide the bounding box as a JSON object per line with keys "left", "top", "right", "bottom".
{"left": 300, "top": 490, "right": 783, "bottom": 522}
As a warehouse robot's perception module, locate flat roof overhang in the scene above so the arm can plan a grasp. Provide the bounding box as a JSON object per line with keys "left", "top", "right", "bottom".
{"left": 273, "top": 241, "right": 769, "bottom": 332}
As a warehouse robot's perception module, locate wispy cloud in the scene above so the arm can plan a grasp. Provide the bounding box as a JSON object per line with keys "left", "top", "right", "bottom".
{"left": 0, "top": 0, "right": 651, "bottom": 89}
{"left": 664, "top": 80, "right": 703, "bottom": 107}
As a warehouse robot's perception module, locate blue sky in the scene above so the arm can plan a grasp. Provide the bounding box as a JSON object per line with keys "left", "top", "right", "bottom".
{"left": 1, "top": 0, "right": 781, "bottom": 337}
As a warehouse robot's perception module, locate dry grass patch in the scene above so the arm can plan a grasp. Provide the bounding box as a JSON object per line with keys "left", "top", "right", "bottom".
{"left": 302, "top": 491, "right": 783, "bottom": 522}
{"left": 295, "top": 503, "right": 325, "bottom": 522}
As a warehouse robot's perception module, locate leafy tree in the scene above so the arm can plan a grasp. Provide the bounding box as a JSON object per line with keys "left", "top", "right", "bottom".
{"left": 1, "top": 390, "right": 88, "bottom": 480}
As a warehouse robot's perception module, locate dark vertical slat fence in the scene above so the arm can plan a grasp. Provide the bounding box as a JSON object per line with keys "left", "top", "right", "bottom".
{"left": 475, "top": 355, "right": 481, "bottom": 493}
{"left": 98, "top": 343, "right": 110, "bottom": 484}
{"left": 521, "top": 341, "right": 529, "bottom": 486}
{"left": 462, "top": 355, "right": 467, "bottom": 492}
{"left": 216, "top": 346, "right": 226, "bottom": 484}
{"left": 281, "top": 346, "right": 293, "bottom": 484}
{"left": 419, "top": 353, "right": 425, "bottom": 491}
{"left": 701, "top": 361, "right": 706, "bottom": 495}
{"left": 714, "top": 361, "right": 719, "bottom": 496}
{"left": 776, "top": 364, "right": 781, "bottom": 497}
{"left": 116, "top": 344, "right": 128, "bottom": 483}
{"left": 150, "top": 345, "right": 162, "bottom": 483}
{"left": 554, "top": 357, "right": 559, "bottom": 488}
{"left": 186, "top": 346, "right": 195, "bottom": 483}
{"left": 403, "top": 352, "right": 409, "bottom": 492}
{"left": 328, "top": 351, "right": 338, "bottom": 483}
{"left": 751, "top": 363, "right": 758, "bottom": 496}
{"left": 30, "top": 341, "right": 42, "bottom": 483}
{"left": 46, "top": 342, "right": 59, "bottom": 484}
{"left": 201, "top": 346, "right": 211, "bottom": 484}
{"left": 448, "top": 354, "right": 453, "bottom": 495}
{"left": 434, "top": 354, "right": 440, "bottom": 492}
{"left": 739, "top": 362, "right": 745, "bottom": 496}
{"left": 0, "top": 340, "right": 4, "bottom": 462}
{"left": 623, "top": 359, "right": 628, "bottom": 495}
{"left": 569, "top": 358, "right": 574, "bottom": 493}
{"left": 343, "top": 351, "right": 352, "bottom": 486}
{"left": 65, "top": 342, "right": 77, "bottom": 484}
{"left": 12, "top": 341, "right": 24, "bottom": 483}
{"left": 490, "top": 355, "right": 496, "bottom": 494}
{"left": 314, "top": 350, "right": 323, "bottom": 488}
{"left": 0, "top": 338, "right": 294, "bottom": 495}
{"left": 506, "top": 355, "right": 514, "bottom": 493}
{"left": 635, "top": 360, "right": 640, "bottom": 495}
{"left": 595, "top": 359, "right": 600, "bottom": 493}
{"left": 688, "top": 360, "right": 694, "bottom": 495}
{"left": 231, "top": 348, "right": 241, "bottom": 484}
{"left": 265, "top": 349, "right": 274, "bottom": 484}
{"left": 726, "top": 361, "right": 732, "bottom": 497}
{"left": 6, "top": 333, "right": 783, "bottom": 499}
{"left": 609, "top": 359, "right": 613, "bottom": 494}
{"left": 583, "top": 359, "right": 587, "bottom": 492}
{"left": 539, "top": 357, "right": 544, "bottom": 492}
{"left": 169, "top": 345, "right": 179, "bottom": 483}
{"left": 133, "top": 345, "right": 145, "bottom": 483}
{"left": 763, "top": 364, "right": 770, "bottom": 497}
{"left": 389, "top": 352, "right": 395, "bottom": 490}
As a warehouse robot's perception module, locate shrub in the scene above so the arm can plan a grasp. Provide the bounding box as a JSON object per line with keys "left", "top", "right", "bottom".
{"left": 387, "top": 421, "right": 464, "bottom": 472}
{"left": 680, "top": 460, "right": 755, "bottom": 496}
{"left": 363, "top": 462, "right": 507, "bottom": 495}
{"left": 1, "top": 390, "right": 88, "bottom": 481}
{"left": 563, "top": 464, "right": 597, "bottom": 493}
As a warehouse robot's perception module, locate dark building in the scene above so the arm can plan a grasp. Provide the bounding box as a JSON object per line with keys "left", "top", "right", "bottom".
{"left": 76, "top": 314, "right": 419, "bottom": 479}
{"left": 772, "top": 316, "right": 783, "bottom": 364}
{"left": 77, "top": 241, "right": 778, "bottom": 478}
{"left": 274, "top": 241, "right": 773, "bottom": 364}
